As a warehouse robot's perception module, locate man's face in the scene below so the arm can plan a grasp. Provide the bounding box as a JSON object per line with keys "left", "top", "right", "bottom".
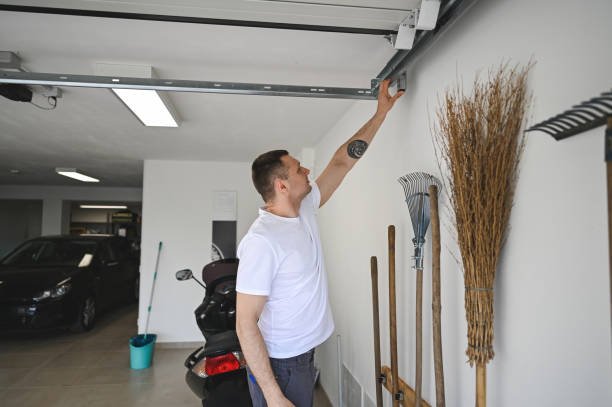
{"left": 281, "top": 155, "right": 312, "bottom": 200}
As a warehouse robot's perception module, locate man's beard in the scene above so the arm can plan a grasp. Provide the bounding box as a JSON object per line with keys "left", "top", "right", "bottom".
{"left": 301, "top": 184, "right": 313, "bottom": 199}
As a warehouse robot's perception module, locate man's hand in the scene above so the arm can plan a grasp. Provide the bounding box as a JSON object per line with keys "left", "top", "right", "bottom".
{"left": 268, "top": 395, "right": 296, "bottom": 407}
{"left": 376, "top": 79, "right": 404, "bottom": 116}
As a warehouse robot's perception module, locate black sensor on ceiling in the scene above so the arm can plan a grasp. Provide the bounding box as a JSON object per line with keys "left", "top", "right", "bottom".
{"left": 0, "top": 84, "right": 33, "bottom": 102}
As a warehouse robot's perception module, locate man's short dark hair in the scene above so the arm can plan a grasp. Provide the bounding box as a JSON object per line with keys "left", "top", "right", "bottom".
{"left": 251, "top": 150, "right": 289, "bottom": 202}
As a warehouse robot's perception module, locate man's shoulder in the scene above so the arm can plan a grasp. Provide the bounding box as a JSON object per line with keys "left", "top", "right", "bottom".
{"left": 237, "top": 229, "right": 283, "bottom": 270}
{"left": 240, "top": 225, "right": 278, "bottom": 251}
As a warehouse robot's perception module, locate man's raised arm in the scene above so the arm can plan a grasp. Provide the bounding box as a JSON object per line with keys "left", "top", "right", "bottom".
{"left": 315, "top": 79, "right": 404, "bottom": 207}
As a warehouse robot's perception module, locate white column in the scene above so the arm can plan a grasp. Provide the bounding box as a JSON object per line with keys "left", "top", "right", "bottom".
{"left": 41, "top": 198, "right": 63, "bottom": 236}
{"left": 61, "top": 200, "right": 72, "bottom": 234}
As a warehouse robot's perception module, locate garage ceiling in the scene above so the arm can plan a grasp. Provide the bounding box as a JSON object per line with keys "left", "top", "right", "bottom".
{"left": 0, "top": 1, "right": 416, "bottom": 187}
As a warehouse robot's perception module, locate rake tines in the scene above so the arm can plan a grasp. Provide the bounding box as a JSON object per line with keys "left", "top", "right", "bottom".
{"left": 398, "top": 172, "right": 442, "bottom": 269}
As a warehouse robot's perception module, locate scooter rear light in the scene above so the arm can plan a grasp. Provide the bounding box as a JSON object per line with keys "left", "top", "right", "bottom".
{"left": 192, "top": 351, "right": 246, "bottom": 378}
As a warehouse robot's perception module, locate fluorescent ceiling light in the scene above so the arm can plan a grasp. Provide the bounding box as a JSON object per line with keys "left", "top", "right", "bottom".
{"left": 80, "top": 205, "right": 128, "bottom": 209}
{"left": 113, "top": 88, "right": 178, "bottom": 127}
{"left": 55, "top": 168, "right": 99, "bottom": 183}
{"left": 93, "top": 63, "right": 179, "bottom": 127}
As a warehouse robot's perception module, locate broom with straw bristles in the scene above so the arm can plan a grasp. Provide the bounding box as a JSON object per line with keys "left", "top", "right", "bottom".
{"left": 433, "top": 63, "right": 532, "bottom": 406}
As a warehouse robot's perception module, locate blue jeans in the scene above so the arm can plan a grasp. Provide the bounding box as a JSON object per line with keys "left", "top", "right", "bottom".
{"left": 246, "top": 349, "right": 316, "bottom": 407}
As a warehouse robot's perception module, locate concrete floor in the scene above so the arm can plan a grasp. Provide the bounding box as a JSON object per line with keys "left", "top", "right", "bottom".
{"left": 0, "top": 304, "right": 332, "bottom": 407}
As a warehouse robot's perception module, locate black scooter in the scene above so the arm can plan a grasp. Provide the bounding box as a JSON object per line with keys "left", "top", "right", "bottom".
{"left": 175, "top": 258, "right": 252, "bottom": 407}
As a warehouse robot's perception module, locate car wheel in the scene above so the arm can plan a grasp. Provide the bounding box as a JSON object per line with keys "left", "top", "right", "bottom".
{"left": 71, "top": 295, "right": 96, "bottom": 332}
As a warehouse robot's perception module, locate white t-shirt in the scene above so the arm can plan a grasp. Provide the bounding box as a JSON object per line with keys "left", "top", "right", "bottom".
{"left": 236, "top": 182, "right": 334, "bottom": 358}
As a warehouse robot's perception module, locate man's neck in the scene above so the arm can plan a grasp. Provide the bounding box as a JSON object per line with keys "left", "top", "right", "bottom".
{"left": 264, "top": 198, "right": 300, "bottom": 218}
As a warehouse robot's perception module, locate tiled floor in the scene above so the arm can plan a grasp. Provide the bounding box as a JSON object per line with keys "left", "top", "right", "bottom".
{"left": 0, "top": 304, "right": 332, "bottom": 407}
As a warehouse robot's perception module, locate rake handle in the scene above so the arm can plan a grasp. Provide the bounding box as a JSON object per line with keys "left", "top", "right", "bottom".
{"left": 607, "top": 117, "right": 612, "bottom": 342}
{"left": 429, "top": 184, "right": 446, "bottom": 407}
{"left": 415, "top": 268, "right": 423, "bottom": 407}
{"left": 371, "top": 256, "right": 383, "bottom": 407}
{"left": 388, "top": 225, "right": 400, "bottom": 407}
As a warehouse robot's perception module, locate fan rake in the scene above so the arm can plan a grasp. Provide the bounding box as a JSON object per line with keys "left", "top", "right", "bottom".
{"left": 398, "top": 172, "right": 442, "bottom": 407}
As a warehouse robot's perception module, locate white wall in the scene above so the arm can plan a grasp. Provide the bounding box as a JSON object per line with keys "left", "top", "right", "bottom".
{"left": 0, "top": 200, "right": 42, "bottom": 257}
{"left": 0, "top": 185, "right": 143, "bottom": 235}
{"left": 139, "top": 159, "right": 261, "bottom": 342}
{"left": 314, "top": 1, "right": 612, "bottom": 406}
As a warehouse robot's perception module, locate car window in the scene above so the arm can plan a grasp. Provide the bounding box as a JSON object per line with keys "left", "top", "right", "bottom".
{"left": 97, "top": 242, "right": 116, "bottom": 263}
{"left": 1, "top": 240, "right": 98, "bottom": 267}
{"left": 110, "top": 238, "right": 131, "bottom": 260}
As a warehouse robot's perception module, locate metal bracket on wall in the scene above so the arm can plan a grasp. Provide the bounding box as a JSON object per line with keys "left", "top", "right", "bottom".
{"left": 373, "top": 0, "right": 480, "bottom": 93}
{"left": 0, "top": 51, "right": 22, "bottom": 71}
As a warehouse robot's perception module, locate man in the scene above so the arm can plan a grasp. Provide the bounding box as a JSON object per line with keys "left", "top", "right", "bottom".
{"left": 236, "top": 79, "right": 403, "bottom": 407}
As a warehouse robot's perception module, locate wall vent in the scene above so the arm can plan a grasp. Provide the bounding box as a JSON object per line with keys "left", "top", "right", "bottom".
{"left": 341, "top": 364, "right": 362, "bottom": 407}
{"left": 363, "top": 393, "right": 376, "bottom": 407}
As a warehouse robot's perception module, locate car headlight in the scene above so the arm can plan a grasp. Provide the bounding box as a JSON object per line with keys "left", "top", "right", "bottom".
{"left": 51, "top": 282, "right": 71, "bottom": 298}
{"left": 33, "top": 279, "right": 72, "bottom": 302}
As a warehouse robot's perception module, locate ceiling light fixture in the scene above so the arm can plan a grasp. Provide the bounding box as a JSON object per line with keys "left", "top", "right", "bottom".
{"left": 94, "top": 63, "right": 179, "bottom": 128}
{"left": 80, "top": 205, "right": 127, "bottom": 209}
{"left": 112, "top": 88, "right": 178, "bottom": 127}
{"left": 55, "top": 168, "right": 99, "bottom": 183}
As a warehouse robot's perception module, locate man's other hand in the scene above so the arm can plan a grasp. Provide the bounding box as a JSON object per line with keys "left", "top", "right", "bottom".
{"left": 268, "top": 394, "right": 296, "bottom": 407}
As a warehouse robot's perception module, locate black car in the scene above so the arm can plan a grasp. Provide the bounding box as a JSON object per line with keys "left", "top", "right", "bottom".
{"left": 0, "top": 235, "right": 140, "bottom": 332}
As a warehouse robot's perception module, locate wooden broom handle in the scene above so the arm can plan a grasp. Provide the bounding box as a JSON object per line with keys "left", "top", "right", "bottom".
{"left": 371, "top": 256, "right": 383, "bottom": 407}
{"left": 476, "top": 363, "right": 486, "bottom": 407}
{"left": 429, "top": 184, "right": 446, "bottom": 407}
{"left": 389, "top": 225, "right": 400, "bottom": 407}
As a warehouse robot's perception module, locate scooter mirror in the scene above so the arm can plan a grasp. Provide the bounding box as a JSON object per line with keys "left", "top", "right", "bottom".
{"left": 175, "top": 269, "right": 193, "bottom": 281}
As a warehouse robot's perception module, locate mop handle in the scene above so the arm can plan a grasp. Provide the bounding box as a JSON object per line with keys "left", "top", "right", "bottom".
{"left": 144, "top": 241, "right": 163, "bottom": 338}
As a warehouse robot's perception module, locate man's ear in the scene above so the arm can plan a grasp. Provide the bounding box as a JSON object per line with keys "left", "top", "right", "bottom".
{"left": 274, "top": 178, "right": 288, "bottom": 195}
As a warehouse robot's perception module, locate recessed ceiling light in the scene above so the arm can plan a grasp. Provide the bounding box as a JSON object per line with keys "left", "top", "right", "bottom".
{"left": 112, "top": 89, "right": 178, "bottom": 127}
{"left": 80, "top": 205, "right": 127, "bottom": 209}
{"left": 55, "top": 168, "right": 99, "bottom": 183}
{"left": 9, "top": 169, "right": 20, "bottom": 174}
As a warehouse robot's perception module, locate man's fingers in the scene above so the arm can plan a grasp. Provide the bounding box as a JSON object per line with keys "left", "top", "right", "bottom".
{"left": 379, "top": 79, "right": 390, "bottom": 95}
{"left": 392, "top": 90, "right": 405, "bottom": 102}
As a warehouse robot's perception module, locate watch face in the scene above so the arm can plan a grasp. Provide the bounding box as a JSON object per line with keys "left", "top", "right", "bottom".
{"left": 348, "top": 140, "right": 368, "bottom": 158}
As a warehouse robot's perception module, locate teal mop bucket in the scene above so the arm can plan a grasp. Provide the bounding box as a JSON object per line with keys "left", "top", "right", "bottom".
{"left": 129, "top": 334, "right": 157, "bottom": 369}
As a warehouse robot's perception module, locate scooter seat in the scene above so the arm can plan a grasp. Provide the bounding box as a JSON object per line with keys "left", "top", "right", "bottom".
{"left": 204, "top": 330, "right": 241, "bottom": 356}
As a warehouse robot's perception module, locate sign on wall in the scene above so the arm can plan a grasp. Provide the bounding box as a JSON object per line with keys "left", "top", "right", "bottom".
{"left": 212, "top": 191, "right": 237, "bottom": 261}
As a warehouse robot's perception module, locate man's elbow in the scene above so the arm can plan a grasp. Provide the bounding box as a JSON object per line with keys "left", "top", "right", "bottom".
{"left": 236, "top": 313, "right": 246, "bottom": 339}
{"left": 330, "top": 154, "right": 352, "bottom": 171}
{"left": 235, "top": 312, "right": 255, "bottom": 341}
